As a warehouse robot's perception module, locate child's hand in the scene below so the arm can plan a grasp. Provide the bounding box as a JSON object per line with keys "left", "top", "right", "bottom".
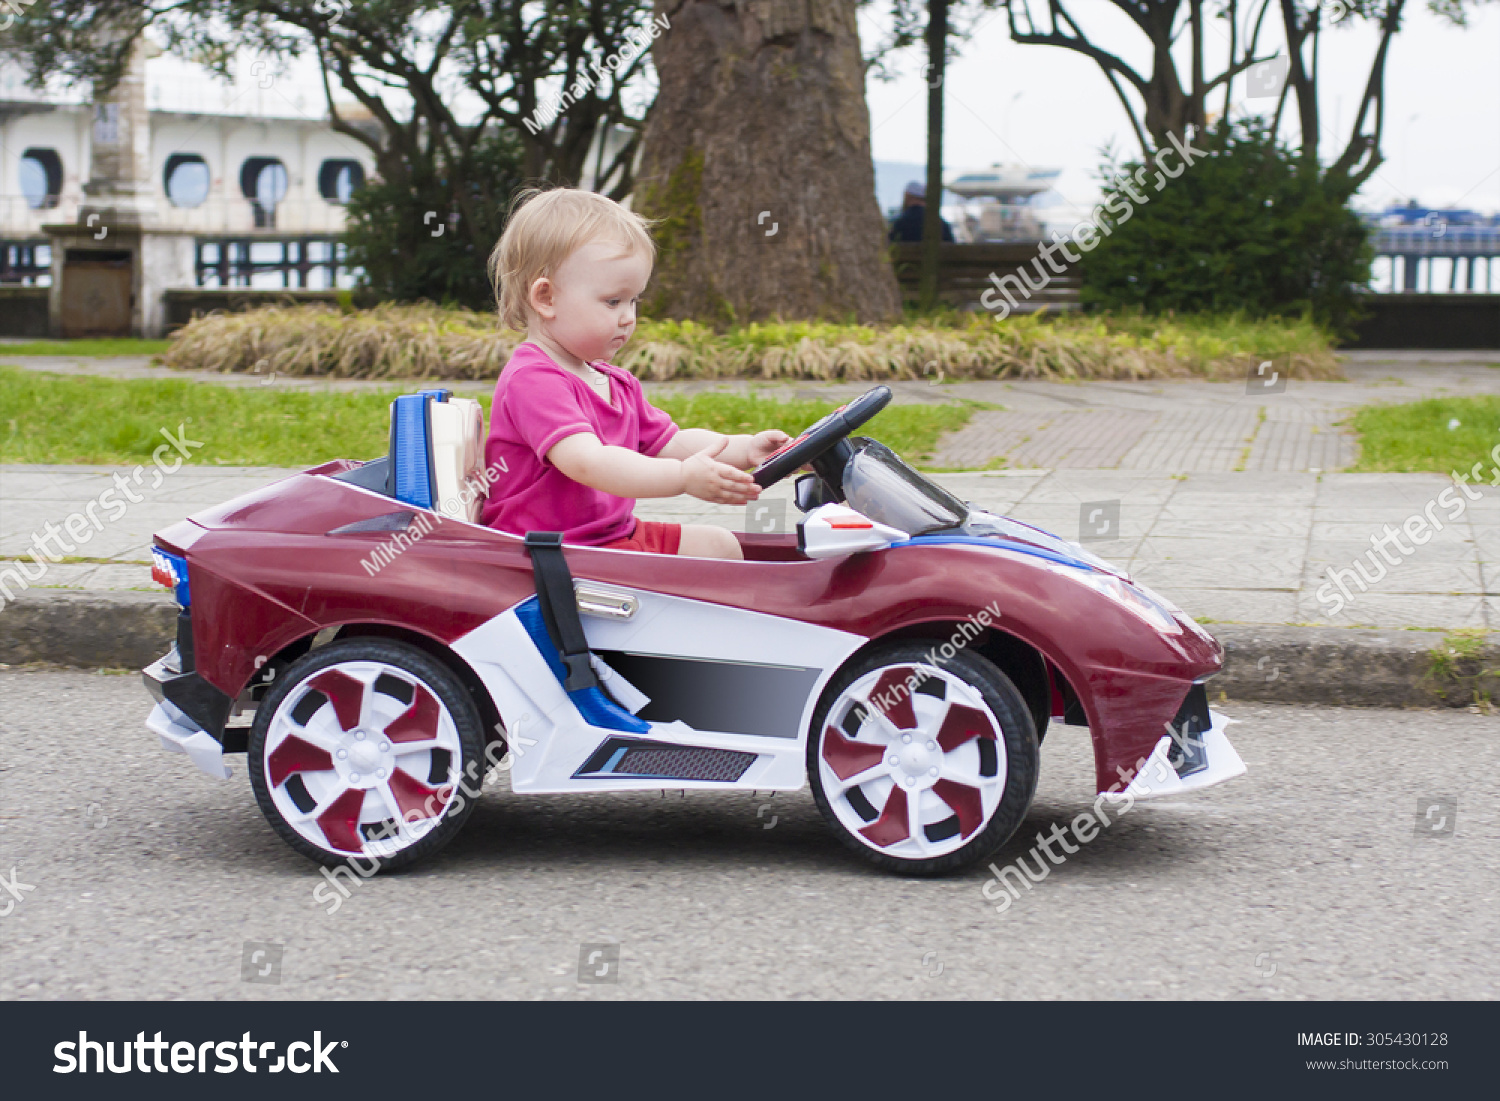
{"left": 746, "top": 429, "right": 792, "bottom": 467}
{"left": 683, "top": 439, "right": 760, "bottom": 505}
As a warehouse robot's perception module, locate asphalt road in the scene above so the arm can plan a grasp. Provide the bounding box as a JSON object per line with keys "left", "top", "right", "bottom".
{"left": 1, "top": 669, "right": 1496, "bottom": 1001}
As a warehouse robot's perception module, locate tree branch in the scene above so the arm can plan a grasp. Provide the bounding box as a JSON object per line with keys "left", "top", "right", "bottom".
{"left": 1326, "top": 0, "right": 1406, "bottom": 193}
{"left": 1005, "top": 0, "right": 1150, "bottom": 95}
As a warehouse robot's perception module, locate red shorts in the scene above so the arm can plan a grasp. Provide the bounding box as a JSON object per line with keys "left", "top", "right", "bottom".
{"left": 600, "top": 518, "right": 682, "bottom": 555}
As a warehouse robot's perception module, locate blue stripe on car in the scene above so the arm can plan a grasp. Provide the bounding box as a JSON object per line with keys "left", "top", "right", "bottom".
{"left": 890, "top": 534, "right": 1091, "bottom": 570}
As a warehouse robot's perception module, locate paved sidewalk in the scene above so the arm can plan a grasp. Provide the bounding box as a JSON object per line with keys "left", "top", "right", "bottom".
{"left": 6, "top": 463, "right": 1500, "bottom": 631}
{"left": 921, "top": 351, "right": 1500, "bottom": 472}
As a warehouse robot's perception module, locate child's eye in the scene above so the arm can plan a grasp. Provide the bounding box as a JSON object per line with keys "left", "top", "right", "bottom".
{"left": 606, "top": 298, "right": 621, "bottom": 307}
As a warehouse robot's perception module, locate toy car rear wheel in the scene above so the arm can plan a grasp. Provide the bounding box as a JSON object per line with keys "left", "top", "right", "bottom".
{"left": 808, "top": 641, "right": 1038, "bottom": 876}
{"left": 248, "top": 638, "right": 487, "bottom": 872}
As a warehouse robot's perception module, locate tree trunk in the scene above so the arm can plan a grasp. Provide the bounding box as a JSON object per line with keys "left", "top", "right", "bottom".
{"left": 636, "top": 0, "right": 901, "bottom": 324}
{"left": 1128, "top": 5, "right": 1190, "bottom": 152}
{"left": 1279, "top": 0, "right": 1321, "bottom": 165}
{"left": 919, "top": 0, "right": 948, "bottom": 311}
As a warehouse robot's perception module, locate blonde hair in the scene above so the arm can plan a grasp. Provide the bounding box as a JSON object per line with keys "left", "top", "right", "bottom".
{"left": 489, "top": 188, "right": 656, "bottom": 330}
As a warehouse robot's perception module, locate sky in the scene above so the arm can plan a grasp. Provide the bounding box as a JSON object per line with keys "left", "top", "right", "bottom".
{"left": 860, "top": 0, "right": 1500, "bottom": 219}
{"left": 10, "top": 2, "right": 1494, "bottom": 222}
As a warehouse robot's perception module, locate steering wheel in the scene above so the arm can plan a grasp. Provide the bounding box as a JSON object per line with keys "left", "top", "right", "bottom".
{"left": 751, "top": 386, "right": 893, "bottom": 488}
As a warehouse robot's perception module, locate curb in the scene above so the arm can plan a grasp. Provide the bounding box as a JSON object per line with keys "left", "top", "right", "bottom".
{"left": 1210, "top": 625, "right": 1475, "bottom": 710}
{"left": 0, "top": 592, "right": 1485, "bottom": 710}
{"left": 0, "top": 591, "right": 178, "bottom": 671}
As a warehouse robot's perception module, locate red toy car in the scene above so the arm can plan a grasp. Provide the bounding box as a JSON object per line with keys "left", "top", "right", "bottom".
{"left": 143, "top": 386, "right": 1243, "bottom": 875}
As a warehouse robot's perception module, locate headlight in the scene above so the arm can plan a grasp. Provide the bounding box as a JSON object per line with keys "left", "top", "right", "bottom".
{"left": 1084, "top": 572, "right": 1180, "bottom": 633}
{"left": 1045, "top": 565, "right": 1180, "bottom": 633}
{"left": 1130, "top": 579, "right": 1183, "bottom": 615}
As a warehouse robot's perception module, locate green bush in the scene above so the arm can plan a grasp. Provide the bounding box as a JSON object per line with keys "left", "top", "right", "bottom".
{"left": 1079, "top": 123, "right": 1372, "bottom": 332}
{"left": 341, "top": 135, "right": 524, "bottom": 310}
{"left": 160, "top": 303, "right": 1341, "bottom": 383}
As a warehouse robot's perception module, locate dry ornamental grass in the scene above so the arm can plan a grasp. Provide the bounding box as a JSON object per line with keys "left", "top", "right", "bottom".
{"left": 160, "top": 303, "right": 1340, "bottom": 384}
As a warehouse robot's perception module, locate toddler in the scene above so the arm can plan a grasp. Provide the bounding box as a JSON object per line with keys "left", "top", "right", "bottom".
{"left": 478, "top": 188, "right": 789, "bottom": 559}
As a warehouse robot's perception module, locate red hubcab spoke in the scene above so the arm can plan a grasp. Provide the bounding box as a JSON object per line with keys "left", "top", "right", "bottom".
{"left": 267, "top": 734, "right": 334, "bottom": 788}
{"left": 858, "top": 786, "right": 910, "bottom": 849}
{"left": 316, "top": 787, "right": 367, "bottom": 853}
{"left": 932, "top": 779, "right": 985, "bottom": 839}
{"left": 387, "top": 768, "right": 451, "bottom": 822}
{"left": 306, "top": 670, "right": 366, "bottom": 731}
{"left": 385, "top": 684, "right": 442, "bottom": 743}
{"left": 822, "top": 724, "right": 885, "bottom": 781}
{"left": 863, "top": 667, "right": 918, "bottom": 730}
{"left": 936, "top": 703, "right": 996, "bottom": 753}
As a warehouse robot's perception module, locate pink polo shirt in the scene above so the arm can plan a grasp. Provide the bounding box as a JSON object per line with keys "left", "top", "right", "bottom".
{"left": 479, "top": 342, "right": 679, "bottom": 544}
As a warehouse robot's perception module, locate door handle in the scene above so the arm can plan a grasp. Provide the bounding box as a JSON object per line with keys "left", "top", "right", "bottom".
{"left": 574, "top": 583, "right": 638, "bottom": 620}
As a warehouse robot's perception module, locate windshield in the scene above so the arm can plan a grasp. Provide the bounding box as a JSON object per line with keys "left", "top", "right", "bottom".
{"left": 841, "top": 440, "right": 968, "bottom": 535}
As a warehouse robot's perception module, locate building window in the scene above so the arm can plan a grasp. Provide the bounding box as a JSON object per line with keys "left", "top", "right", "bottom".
{"left": 317, "top": 159, "right": 365, "bottom": 204}
{"left": 19, "top": 148, "right": 63, "bottom": 210}
{"left": 239, "top": 156, "right": 289, "bottom": 228}
{"left": 164, "top": 154, "right": 211, "bottom": 208}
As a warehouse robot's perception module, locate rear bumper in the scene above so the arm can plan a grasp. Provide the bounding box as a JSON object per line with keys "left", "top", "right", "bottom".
{"left": 146, "top": 698, "right": 231, "bottom": 780}
{"left": 143, "top": 651, "right": 235, "bottom": 780}
{"left": 1108, "top": 708, "right": 1247, "bottom": 800}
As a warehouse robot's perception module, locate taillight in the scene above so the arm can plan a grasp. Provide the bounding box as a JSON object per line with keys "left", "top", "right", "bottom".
{"left": 152, "top": 547, "right": 191, "bottom": 607}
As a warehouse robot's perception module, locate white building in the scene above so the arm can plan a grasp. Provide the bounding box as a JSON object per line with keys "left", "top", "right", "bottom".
{"left": 0, "top": 49, "right": 376, "bottom": 295}
{"left": 1, "top": 106, "right": 372, "bottom": 240}
{"left": 0, "top": 45, "right": 631, "bottom": 334}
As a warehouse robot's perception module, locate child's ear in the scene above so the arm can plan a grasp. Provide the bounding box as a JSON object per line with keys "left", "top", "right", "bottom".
{"left": 528, "top": 277, "right": 557, "bottom": 319}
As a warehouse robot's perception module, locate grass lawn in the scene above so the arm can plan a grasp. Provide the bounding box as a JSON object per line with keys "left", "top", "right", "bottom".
{"left": 0, "top": 366, "right": 980, "bottom": 468}
{"left": 0, "top": 338, "right": 173, "bottom": 357}
{"left": 1351, "top": 396, "right": 1500, "bottom": 473}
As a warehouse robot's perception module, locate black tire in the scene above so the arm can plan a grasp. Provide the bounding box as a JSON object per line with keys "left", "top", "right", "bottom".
{"left": 248, "top": 638, "right": 487, "bottom": 872}
{"left": 807, "top": 640, "right": 1038, "bottom": 876}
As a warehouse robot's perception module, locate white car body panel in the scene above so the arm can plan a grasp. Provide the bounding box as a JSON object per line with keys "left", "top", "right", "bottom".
{"left": 450, "top": 586, "right": 867, "bottom": 794}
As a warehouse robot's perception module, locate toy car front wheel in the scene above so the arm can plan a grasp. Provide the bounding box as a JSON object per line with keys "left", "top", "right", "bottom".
{"left": 248, "top": 638, "right": 487, "bottom": 872}
{"left": 808, "top": 641, "right": 1038, "bottom": 876}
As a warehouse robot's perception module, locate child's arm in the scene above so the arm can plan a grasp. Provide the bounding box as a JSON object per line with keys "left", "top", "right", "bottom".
{"left": 659, "top": 428, "right": 790, "bottom": 470}
{"left": 548, "top": 432, "right": 761, "bottom": 505}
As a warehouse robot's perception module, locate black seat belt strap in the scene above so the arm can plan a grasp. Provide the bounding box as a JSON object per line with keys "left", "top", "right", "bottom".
{"left": 523, "top": 532, "right": 599, "bottom": 692}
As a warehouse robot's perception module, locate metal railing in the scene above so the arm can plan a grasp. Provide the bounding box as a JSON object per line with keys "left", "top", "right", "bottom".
{"left": 195, "top": 236, "right": 355, "bottom": 289}
{"left": 0, "top": 238, "right": 50, "bottom": 284}
{"left": 0, "top": 234, "right": 358, "bottom": 288}
{"left": 1369, "top": 225, "right": 1500, "bottom": 293}
{"left": 1371, "top": 226, "right": 1500, "bottom": 256}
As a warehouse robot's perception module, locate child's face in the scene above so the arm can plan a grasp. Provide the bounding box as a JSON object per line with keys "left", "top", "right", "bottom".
{"left": 529, "top": 238, "right": 652, "bottom": 364}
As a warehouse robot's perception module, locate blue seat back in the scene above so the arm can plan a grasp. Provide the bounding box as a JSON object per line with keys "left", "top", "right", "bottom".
{"left": 389, "top": 394, "right": 437, "bottom": 509}
{"left": 387, "top": 389, "right": 488, "bottom": 520}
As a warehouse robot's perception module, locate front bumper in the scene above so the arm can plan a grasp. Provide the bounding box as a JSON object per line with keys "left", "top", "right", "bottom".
{"left": 1107, "top": 707, "right": 1247, "bottom": 800}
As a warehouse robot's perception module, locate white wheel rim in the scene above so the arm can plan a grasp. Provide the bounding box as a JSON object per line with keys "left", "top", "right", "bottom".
{"left": 262, "top": 660, "right": 464, "bottom": 860}
{"left": 818, "top": 662, "right": 1009, "bottom": 860}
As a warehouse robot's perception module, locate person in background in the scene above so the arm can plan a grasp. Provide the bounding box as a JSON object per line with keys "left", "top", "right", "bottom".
{"left": 888, "top": 180, "right": 955, "bottom": 243}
